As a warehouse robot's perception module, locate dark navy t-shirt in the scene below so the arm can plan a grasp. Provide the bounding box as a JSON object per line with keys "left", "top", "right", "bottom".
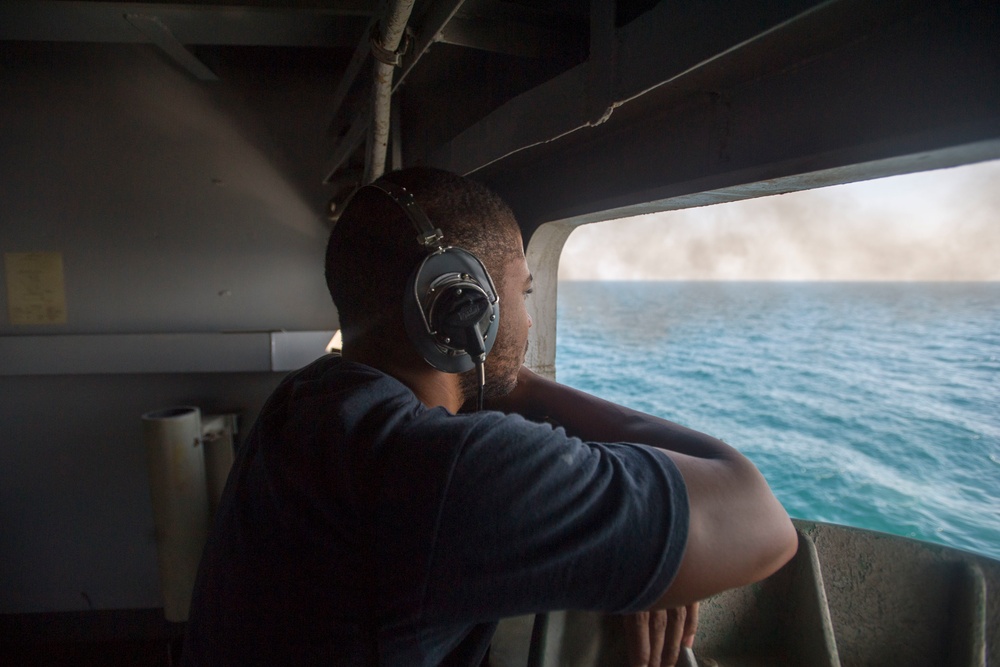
{"left": 182, "top": 356, "right": 688, "bottom": 666}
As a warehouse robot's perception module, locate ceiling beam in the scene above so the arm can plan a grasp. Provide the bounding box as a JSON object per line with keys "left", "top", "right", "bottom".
{"left": 124, "top": 14, "right": 218, "bottom": 80}
{"left": 0, "top": 0, "right": 371, "bottom": 47}
{"left": 424, "top": 0, "right": 1000, "bottom": 236}
{"left": 425, "top": 0, "right": 830, "bottom": 176}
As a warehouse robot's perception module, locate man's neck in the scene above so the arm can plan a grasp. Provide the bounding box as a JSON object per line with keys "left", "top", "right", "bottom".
{"left": 393, "top": 365, "right": 465, "bottom": 414}
{"left": 343, "top": 341, "right": 465, "bottom": 414}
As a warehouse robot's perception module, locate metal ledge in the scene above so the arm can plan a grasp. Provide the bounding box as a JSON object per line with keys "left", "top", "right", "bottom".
{"left": 0, "top": 331, "right": 334, "bottom": 375}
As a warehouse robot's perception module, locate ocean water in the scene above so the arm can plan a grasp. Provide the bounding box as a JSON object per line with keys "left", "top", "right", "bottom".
{"left": 556, "top": 281, "right": 1000, "bottom": 560}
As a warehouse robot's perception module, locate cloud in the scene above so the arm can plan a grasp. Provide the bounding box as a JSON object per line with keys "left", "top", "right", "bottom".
{"left": 559, "top": 160, "right": 1000, "bottom": 281}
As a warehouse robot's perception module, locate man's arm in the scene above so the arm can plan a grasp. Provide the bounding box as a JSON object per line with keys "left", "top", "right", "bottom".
{"left": 495, "top": 366, "right": 798, "bottom": 609}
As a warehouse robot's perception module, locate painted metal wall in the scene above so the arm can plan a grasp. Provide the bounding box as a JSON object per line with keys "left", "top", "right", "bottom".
{"left": 0, "top": 43, "right": 337, "bottom": 612}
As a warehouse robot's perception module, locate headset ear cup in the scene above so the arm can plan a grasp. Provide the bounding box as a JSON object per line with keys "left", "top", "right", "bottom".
{"left": 361, "top": 180, "right": 500, "bottom": 373}
{"left": 403, "top": 247, "right": 499, "bottom": 373}
{"left": 430, "top": 287, "right": 491, "bottom": 355}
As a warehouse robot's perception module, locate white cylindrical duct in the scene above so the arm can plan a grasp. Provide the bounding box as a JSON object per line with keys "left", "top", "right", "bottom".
{"left": 142, "top": 406, "right": 210, "bottom": 622}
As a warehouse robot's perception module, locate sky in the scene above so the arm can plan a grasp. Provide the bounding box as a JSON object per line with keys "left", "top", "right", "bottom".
{"left": 559, "top": 159, "right": 1000, "bottom": 281}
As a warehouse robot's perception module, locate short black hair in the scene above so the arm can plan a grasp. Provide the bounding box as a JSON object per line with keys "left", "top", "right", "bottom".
{"left": 325, "top": 167, "right": 521, "bottom": 339}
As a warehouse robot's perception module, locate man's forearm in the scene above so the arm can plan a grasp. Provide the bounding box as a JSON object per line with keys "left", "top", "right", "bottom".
{"left": 514, "top": 367, "right": 740, "bottom": 462}
{"left": 502, "top": 365, "right": 798, "bottom": 607}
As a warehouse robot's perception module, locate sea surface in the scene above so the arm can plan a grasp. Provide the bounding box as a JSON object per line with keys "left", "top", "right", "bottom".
{"left": 556, "top": 281, "right": 1000, "bottom": 560}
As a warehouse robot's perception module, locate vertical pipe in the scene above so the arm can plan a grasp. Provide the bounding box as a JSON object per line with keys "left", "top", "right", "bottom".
{"left": 142, "top": 406, "right": 210, "bottom": 623}
{"left": 364, "top": 0, "right": 416, "bottom": 183}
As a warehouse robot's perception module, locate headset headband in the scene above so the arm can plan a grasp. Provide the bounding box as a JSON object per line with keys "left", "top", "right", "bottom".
{"left": 364, "top": 181, "right": 445, "bottom": 250}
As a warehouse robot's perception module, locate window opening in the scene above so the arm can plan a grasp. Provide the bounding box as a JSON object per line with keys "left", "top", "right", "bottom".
{"left": 556, "top": 160, "right": 1000, "bottom": 560}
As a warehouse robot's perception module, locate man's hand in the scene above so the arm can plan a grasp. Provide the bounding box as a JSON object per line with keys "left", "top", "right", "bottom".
{"left": 623, "top": 603, "right": 699, "bottom": 667}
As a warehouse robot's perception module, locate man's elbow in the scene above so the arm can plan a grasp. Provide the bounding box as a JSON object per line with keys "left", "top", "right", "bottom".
{"left": 756, "top": 510, "right": 799, "bottom": 582}
{"left": 739, "top": 458, "right": 799, "bottom": 580}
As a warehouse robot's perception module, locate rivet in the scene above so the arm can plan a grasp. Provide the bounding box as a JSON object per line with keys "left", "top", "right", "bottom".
{"left": 456, "top": 288, "right": 463, "bottom": 295}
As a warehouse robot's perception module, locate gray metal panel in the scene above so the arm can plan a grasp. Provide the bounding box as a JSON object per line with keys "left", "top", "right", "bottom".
{"left": 0, "top": 42, "right": 337, "bottom": 337}
{"left": 0, "top": 38, "right": 338, "bottom": 615}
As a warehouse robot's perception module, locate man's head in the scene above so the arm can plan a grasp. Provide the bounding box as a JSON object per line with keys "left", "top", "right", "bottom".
{"left": 325, "top": 167, "right": 531, "bottom": 401}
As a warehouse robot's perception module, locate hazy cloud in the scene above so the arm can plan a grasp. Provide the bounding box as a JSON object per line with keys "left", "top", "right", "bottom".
{"left": 559, "top": 160, "right": 1000, "bottom": 281}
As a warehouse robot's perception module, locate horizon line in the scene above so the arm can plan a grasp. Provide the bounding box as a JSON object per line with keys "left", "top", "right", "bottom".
{"left": 557, "top": 278, "right": 1000, "bottom": 283}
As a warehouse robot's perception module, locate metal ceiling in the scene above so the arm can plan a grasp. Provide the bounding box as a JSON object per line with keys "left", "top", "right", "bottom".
{"left": 2, "top": 0, "right": 997, "bottom": 237}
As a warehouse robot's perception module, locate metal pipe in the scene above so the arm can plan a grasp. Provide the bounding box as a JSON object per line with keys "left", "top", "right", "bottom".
{"left": 364, "top": 0, "right": 416, "bottom": 184}
{"left": 324, "top": 1, "right": 465, "bottom": 184}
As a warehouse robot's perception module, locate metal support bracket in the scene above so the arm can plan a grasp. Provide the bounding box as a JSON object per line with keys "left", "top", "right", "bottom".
{"left": 370, "top": 22, "right": 412, "bottom": 67}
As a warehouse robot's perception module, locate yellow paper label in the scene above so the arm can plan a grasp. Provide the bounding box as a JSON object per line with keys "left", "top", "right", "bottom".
{"left": 4, "top": 252, "right": 68, "bottom": 325}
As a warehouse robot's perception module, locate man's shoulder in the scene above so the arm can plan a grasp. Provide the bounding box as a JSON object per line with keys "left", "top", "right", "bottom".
{"left": 279, "top": 354, "right": 413, "bottom": 406}
{"left": 287, "top": 353, "right": 389, "bottom": 387}
{"left": 274, "top": 355, "right": 572, "bottom": 458}
{"left": 249, "top": 355, "right": 418, "bottom": 450}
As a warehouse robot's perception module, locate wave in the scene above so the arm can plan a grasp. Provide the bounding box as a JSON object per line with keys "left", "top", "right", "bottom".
{"left": 556, "top": 281, "right": 1000, "bottom": 559}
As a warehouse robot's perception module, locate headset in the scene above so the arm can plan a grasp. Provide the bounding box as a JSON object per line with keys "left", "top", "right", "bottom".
{"left": 361, "top": 180, "right": 500, "bottom": 410}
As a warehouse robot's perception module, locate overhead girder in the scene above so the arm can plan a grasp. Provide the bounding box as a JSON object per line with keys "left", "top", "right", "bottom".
{"left": 422, "top": 0, "right": 1000, "bottom": 241}
{"left": 0, "top": 1, "right": 373, "bottom": 47}
{"left": 0, "top": 0, "right": 374, "bottom": 85}
{"left": 4, "top": 0, "right": 996, "bottom": 235}
{"left": 322, "top": 0, "right": 589, "bottom": 185}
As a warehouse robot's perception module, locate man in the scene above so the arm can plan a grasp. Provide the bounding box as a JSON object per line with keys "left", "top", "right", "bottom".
{"left": 182, "top": 167, "right": 797, "bottom": 666}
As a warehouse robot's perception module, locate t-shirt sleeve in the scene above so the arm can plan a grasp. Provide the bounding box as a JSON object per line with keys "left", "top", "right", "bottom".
{"left": 418, "top": 412, "right": 689, "bottom": 624}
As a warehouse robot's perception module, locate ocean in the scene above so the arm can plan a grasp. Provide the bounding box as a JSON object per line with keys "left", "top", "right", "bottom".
{"left": 555, "top": 281, "right": 1000, "bottom": 561}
